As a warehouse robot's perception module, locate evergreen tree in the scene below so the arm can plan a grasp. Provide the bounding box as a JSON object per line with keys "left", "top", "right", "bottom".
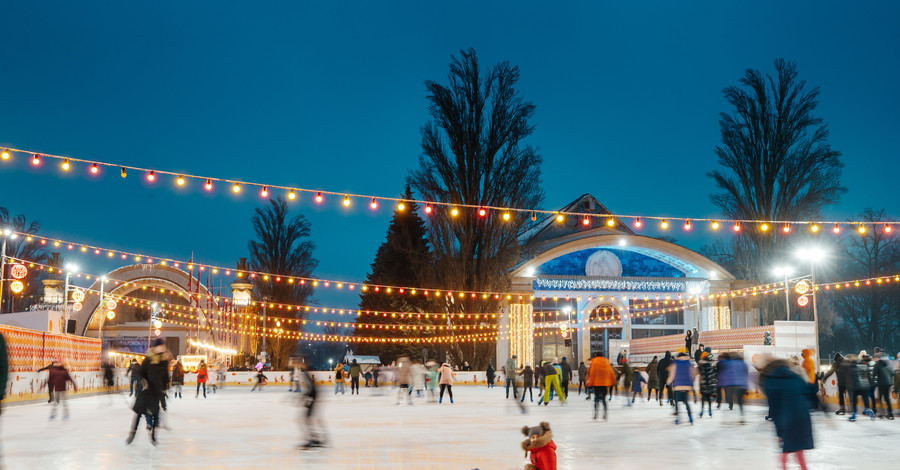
{"left": 353, "top": 185, "right": 436, "bottom": 362}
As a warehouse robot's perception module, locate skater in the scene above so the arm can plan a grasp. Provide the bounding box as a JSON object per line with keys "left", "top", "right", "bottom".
{"left": 698, "top": 351, "right": 717, "bottom": 418}
{"left": 47, "top": 359, "right": 77, "bottom": 420}
{"left": 126, "top": 339, "right": 171, "bottom": 445}
{"left": 759, "top": 357, "right": 816, "bottom": 470}
{"left": 718, "top": 352, "right": 749, "bottom": 422}
{"left": 250, "top": 369, "right": 268, "bottom": 391}
{"left": 646, "top": 356, "right": 660, "bottom": 402}
{"left": 372, "top": 365, "right": 380, "bottom": 388}
{"left": 504, "top": 355, "right": 518, "bottom": 399}
{"left": 629, "top": 367, "right": 646, "bottom": 405}
{"left": 196, "top": 360, "right": 208, "bottom": 398}
{"left": 586, "top": 352, "right": 615, "bottom": 420}
{"left": 691, "top": 328, "right": 699, "bottom": 354}
{"left": 521, "top": 421, "right": 556, "bottom": 470}
{"left": 486, "top": 363, "right": 496, "bottom": 388}
{"left": 171, "top": 359, "right": 185, "bottom": 398}
{"left": 577, "top": 361, "right": 587, "bottom": 395}
{"left": 801, "top": 349, "right": 816, "bottom": 384}
{"left": 438, "top": 362, "right": 455, "bottom": 404}
{"left": 102, "top": 359, "right": 115, "bottom": 393}
{"left": 215, "top": 363, "right": 227, "bottom": 392}
{"left": 822, "top": 354, "right": 850, "bottom": 414}
{"left": 540, "top": 360, "right": 566, "bottom": 405}
{"left": 559, "top": 357, "right": 573, "bottom": 398}
{"left": 411, "top": 360, "right": 427, "bottom": 398}
{"left": 126, "top": 358, "right": 142, "bottom": 397}
{"left": 667, "top": 352, "right": 696, "bottom": 425}
{"left": 395, "top": 356, "right": 413, "bottom": 405}
{"left": 535, "top": 362, "right": 544, "bottom": 400}
{"left": 845, "top": 354, "right": 875, "bottom": 421}
{"left": 425, "top": 361, "right": 439, "bottom": 402}
{"left": 297, "top": 361, "right": 326, "bottom": 448}
{"left": 363, "top": 370, "right": 372, "bottom": 388}
{"left": 520, "top": 364, "right": 535, "bottom": 403}
{"left": 348, "top": 359, "right": 362, "bottom": 395}
{"left": 333, "top": 361, "right": 345, "bottom": 395}
{"left": 620, "top": 359, "right": 634, "bottom": 404}
{"left": 657, "top": 351, "right": 673, "bottom": 406}
{"left": 873, "top": 352, "right": 895, "bottom": 419}
{"left": 37, "top": 361, "right": 55, "bottom": 403}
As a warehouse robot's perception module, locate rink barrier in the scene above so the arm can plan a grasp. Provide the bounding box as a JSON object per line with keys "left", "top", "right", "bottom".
{"left": 1, "top": 324, "right": 102, "bottom": 372}
{"left": 629, "top": 325, "right": 773, "bottom": 359}
{"left": 3, "top": 368, "right": 131, "bottom": 403}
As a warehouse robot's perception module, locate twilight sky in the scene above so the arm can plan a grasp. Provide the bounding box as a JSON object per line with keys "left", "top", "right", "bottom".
{"left": 1, "top": 1, "right": 898, "bottom": 308}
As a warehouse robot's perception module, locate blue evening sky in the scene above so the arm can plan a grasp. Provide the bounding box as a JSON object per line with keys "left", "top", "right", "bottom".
{"left": 1, "top": 1, "right": 898, "bottom": 308}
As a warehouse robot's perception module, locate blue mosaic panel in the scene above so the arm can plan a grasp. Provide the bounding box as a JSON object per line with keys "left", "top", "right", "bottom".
{"left": 536, "top": 248, "right": 684, "bottom": 278}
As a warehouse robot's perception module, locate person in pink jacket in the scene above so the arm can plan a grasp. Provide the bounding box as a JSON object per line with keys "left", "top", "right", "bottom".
{"left": 439, "top": 362, "right": 455, "bottom": 404}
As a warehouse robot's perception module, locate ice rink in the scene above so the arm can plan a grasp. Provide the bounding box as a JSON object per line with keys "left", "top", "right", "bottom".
{"left": 1, "top": 385, "right": 897, "bottom": 469}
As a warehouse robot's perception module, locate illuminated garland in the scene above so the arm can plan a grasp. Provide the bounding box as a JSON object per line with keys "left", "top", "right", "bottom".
{"left": 1, "top": 146, "right": 894, "bottom": 232}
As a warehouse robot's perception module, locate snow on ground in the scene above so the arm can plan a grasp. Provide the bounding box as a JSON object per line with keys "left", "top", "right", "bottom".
{"left": 1, "top": 385, "right": 897, "bottom": 469}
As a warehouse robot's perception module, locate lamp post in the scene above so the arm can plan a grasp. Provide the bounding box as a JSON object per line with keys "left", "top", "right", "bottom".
{"left": 63, "top": 264, "right": 79, "bottom": 330}
{"left": 796, "top": 247, "right": 825, "bottom": 368}
{"left": 773, "top": 266, "right": 794, "bottom": 321}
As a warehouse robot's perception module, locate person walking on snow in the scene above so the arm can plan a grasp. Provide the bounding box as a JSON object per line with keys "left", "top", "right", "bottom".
{"left": 668, "top": 352, "right": 697, "bottom": 425}
{"left": 438, "top": 362, "right": 455, "bottom": 404}
{"left": 586, "top": 352, "right": 615, "bottom": 420}
{"left": 505, "top": 355, "right": 519, "bottom": 399}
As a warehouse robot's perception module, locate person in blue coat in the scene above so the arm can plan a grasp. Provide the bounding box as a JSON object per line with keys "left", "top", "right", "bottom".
{"left": 760, "top": 358, "right": 815, "bottom": 470}
{"left": 717, "top": 353, "right": 749, "bottom": 422}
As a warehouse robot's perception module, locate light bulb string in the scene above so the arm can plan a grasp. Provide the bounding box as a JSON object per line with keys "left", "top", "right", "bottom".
{"left": 1, "top": 146, "right": 894, "bottom": 228}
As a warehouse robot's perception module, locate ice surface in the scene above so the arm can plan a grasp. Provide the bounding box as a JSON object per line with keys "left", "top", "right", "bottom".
{"left": 1, "top": 385, "right": 897, "bottom": 469}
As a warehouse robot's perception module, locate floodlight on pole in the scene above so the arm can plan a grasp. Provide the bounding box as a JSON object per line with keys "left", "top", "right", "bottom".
{"left": 795, "top": 246, "right": 826, "bottom": 370}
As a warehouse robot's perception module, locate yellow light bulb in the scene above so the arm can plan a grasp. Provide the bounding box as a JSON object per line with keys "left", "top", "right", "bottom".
{"left": 502, "top": 212, "right": 511, "bottom": 221}
{"left": 811, "top": 224, "right": 819, "bottom": 233}
{"left": 452, "top": 207, "right": 459, "bottom": 217}
{"left": 711, "top": 221, "right": 719, "bottom": 230}
{"left": 1, "top": 149, "right": 9, "bottom": 160}
{"left": 606, "top": 218, "right": 615, "bottom": 227}
{"left": 177, "top": 176, "right": 185, "bottom": 186}
{"left": 343, "top": 195, "right": 351, "bottom": 207}
{"left": 288, "top": 190, "right": 296, "bottom": 200}
{"left": 858, "top": 224, "right": 866, "bottom": 234}
{"left": 260, "top": 186, "right": 268, "bottom": 197}
{"left": 760, "top": 223, "right": 769, "bottom": 232}
{"left": 397, "top": 202, "right": 406, "bottom": 211}
{"left": 62, "top": 158, "right": 70, "bottom": 171}
{"left": 556, "top": 214, "right": 564, "bottom": 223}
{"left": 232, "top": 183, "right": 241, "bottom": 193}
{"left": 660, "top": 220, "right": 668, "bottom": 229}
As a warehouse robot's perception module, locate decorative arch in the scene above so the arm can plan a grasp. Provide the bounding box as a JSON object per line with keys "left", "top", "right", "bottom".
{"left": 513, "top": 232, "right": 736, "bottom": 282}
{"left": 75, "top": 264, "right": 215, "bottom": 336}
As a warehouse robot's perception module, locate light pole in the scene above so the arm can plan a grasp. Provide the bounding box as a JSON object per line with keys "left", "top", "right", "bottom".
{"left": 773, "top": 266, "right": 794, "bottom": 321}
{"left": 63, "top": 264, "right": 79, "bottom": 331}
{"left": 796, "top": 247, "right": 825, "bottom": 368}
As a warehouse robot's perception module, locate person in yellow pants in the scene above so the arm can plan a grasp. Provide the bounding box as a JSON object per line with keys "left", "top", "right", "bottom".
{"left": 541, "top": 361, "right": 566, "bottom": 405}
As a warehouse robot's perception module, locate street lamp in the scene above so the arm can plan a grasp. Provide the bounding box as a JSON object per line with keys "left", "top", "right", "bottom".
{"left": 63, "top": 264, "right": 79, "bottom": 330}
{"left": 0, "top": 228, "right": 11, "bottom": 314}
{"left": 773, "top": 266, "right": 794, "bottom": 321}
{"left": 796, "top": 247, "right": 826, "bottom": 369}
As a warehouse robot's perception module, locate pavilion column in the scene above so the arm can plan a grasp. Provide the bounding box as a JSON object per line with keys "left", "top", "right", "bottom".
{"left": 501, "top": 303, "right": 534, "bottom": 370}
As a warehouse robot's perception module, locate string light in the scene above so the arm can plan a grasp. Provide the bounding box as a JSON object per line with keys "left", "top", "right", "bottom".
{"left": 660, "top": 220, "right": 668, "bottom": 230}
{"left": 711, "top": 221, "right": 719, "bottom": 230}
{"left": 0, "top": 149, "right": 9, "bottom": 160}
{"left": 760, "top": 223, "right": 769, "bottom": 232}
{"left": 288, "top": 189, "right": 296, "bottom": 200}
{"left": 858, "top": 224, "right": 866, "bottom": 234}
{"left": 531, "top": 211, "right": 537, "bottom": 222}
{"left": 120, "top": 167, "right": 127, "bottom": 178}
{"left": 684, "top": 220, "right": 691, "bottom": 231}
{"left": 425, "top": 205, "right": 433, "bottom": 214}
{"left": 782, "top": 224, "right": 791, "bottom": 234}
{"left": 370, "top": 198, "right": 378, "bottom": 209}
{"left": 885, "top": 224, "right": 892, "bottom": 234}
{"left": 397, "top": 201, "right": 406, "bottom": 211}
{"left": 205, "top": 179, "right": 213, "bottom": 191}
{"left": 147, "top": 171, "right": 156, "bottom": 182}
{"left": 582, "top": 216, "right": 590, "bottom": 226}
{"left": 62, "top": 159, "right": 70, "bottom": 171}
{"left": 606, "top": 218, "right": 615, "bottom": 227}
{"left": 452, "top": 207, "right": 460, "bottom": 217}
{"left": 503, "top": 211, "right": 511, "bottom": 221}
{"left": 231, "top": 183, "right": 240, "bottom": 193}
{"left": 479, "top": 208, "right": 487, "bottom": 217}
{"left": 343, "top": 195, "right": 351, "bottom": 207}
{"left": 315, "top": 192, "right": 323, "bottom": 203}
{"left": 733, "top": 222, "right": 741, "bottom": 232}
{"left": 260, "top": 186, "right": 268, "bottom": 197}
{"left": 176, "top": 176, "right": 185, "bottom": 186}
{"left": 32, "top": 154, "right": 40, "bottom": 165}
{"left": 634, "top": 218, "right": 642, "bottom": 228}
{"left": 811, "top": 224, "right": 819, "bottom": 233}
{"left": 90, "top": 162, "right": 99, "bottom": 174}
{"left": 833, "top": 223, "right": 840, "bottom": 234}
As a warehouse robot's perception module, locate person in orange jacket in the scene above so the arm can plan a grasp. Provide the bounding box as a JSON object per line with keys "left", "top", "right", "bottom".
{"left": 585, "top": 352, "right": 616, "bottom": 420}
{"left": 521, "top": 421, "right": 556, "bottom": 470}
{"left": 800, "top": 349, "right": 816, "bottom": 384}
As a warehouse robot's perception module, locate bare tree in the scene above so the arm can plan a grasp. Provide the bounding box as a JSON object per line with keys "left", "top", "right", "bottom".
{"left": 708, "top": 59, "right": 845, "bottom": 322}
{"left": 409, "top": 48, "right": 544, "bottom": 368}
{"left": 248, "top": 197, "right": 318, "bottom": 369}
{"left": 821, "top": 209, "right": 900, "bottom": 352}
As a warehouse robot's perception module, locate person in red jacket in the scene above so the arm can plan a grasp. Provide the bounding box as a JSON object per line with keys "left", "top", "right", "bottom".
{"left": 585, "top": 352, "right": 616, "bottom": 420}
{"left": 196, "top": 360, "right": 208, "bottom": 398}
{"left": 521, "top": 421, "right": 556, "bottom": 470}
{"left": 47, "top": 358, "right": 77, "bottom": 420}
